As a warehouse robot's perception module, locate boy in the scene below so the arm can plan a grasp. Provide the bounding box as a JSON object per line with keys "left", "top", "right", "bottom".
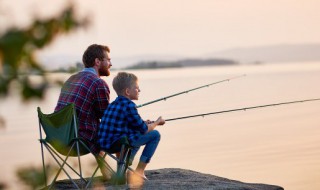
{"left": 98, "top": 72, "right": 165, "bottom": 186}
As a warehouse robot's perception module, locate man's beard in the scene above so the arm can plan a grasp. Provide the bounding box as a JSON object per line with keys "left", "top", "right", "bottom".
{"left": 99, "top": 67, "right": 110, "bottom": 76}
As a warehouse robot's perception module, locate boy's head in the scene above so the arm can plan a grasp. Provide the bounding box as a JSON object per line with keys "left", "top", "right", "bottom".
{"left": 113, "top": 72, "right": 140, "bottom": 100}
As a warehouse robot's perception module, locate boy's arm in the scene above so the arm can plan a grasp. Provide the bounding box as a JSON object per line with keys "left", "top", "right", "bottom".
{"left": 127, "top": 103, "right": 149, "bottom": 133}
{"left": 146, "top": 116, "right": 165, "bottom": 133}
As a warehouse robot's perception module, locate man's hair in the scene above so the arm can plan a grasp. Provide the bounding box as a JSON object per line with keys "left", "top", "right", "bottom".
{"left": 113, "top": 72, "right": 138, "bottom": 95}
{"left": 82, "top": 44, "right": 110, "bottom": 68}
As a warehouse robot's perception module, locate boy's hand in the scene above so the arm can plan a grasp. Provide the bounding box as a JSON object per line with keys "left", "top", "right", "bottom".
{"left": 156, "top": 116, "right": 165, "bottom": 125}
{"left": 145, "top": 120, "right": 154, "bottom": 124}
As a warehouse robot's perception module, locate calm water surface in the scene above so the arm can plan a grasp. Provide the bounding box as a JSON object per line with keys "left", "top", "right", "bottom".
{"left": 1, "top": 62, "right": 320, "bottom": 190}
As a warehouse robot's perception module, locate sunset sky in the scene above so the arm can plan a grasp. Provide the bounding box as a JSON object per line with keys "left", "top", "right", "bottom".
{"left": 1, "top": 0, "right": 320, "bottom": 67}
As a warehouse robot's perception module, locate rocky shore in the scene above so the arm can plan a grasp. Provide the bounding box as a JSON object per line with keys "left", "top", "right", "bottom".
{"left": 51, "top": 168, "right": 284, "bottom": 190}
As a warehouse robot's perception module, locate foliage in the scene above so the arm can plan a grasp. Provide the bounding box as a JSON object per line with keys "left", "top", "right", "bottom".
{"left": 0, "top": 3, "right": 89, "bottom": 190}
{"left": 0, "top": 4, "right": 88, "bottom": 101}
{"left": 16, "top": 164, "right": 57, "bottom": 190}
{"left": 0, "top": 182, "right": 7, "bottom": 190}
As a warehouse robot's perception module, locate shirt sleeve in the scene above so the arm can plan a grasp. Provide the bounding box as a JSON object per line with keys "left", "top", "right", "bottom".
{"left": 126, "top": 102, "right": 148, "bottom": 134}
{"left": 93, "top": 79, "right": 110, "bottom": 118}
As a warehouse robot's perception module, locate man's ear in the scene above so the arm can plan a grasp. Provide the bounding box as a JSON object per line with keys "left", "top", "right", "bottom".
{"left": 94, "top": 58, "right": 101, "bottom": 66}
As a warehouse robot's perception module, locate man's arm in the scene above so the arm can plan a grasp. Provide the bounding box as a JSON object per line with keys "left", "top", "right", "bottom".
{"left": 94, "top": 80, "right": 110, "bottom": 118}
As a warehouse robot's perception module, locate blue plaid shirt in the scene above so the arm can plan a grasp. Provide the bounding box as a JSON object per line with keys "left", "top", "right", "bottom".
{"left": 98, "top": 96, "right": 148, "bottom": 150}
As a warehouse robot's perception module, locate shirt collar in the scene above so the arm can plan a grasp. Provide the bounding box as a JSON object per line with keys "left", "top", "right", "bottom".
{"left": 117, "top": 95, "right": 129, "bottom": 100}
{"left": 117, "top": 95, "right": 135, "bottom": 103}
{"left": 82, "top": 67, "right": 98, "bottom": 76}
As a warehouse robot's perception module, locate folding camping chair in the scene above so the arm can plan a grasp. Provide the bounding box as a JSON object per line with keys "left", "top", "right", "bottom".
{"left": 37, "top": 103, "right": 132, "bottom": 189}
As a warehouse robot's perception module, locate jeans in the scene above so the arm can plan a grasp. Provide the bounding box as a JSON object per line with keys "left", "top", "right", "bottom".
{"left": 130, "top": 130, "right": 161, "bottom": 164}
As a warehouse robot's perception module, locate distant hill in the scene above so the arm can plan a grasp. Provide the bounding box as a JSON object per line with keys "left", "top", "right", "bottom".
{"left": 125, "top": 58, "right": 238, "bottom": 69}
{"left": 39, "top": 43, "right": 320, "bottom": 71}
{"left": 205, "top": 43, "right": 320, "bottom": 63}
{"left": 39, "top": 54, "right": 185, "bottom": 70}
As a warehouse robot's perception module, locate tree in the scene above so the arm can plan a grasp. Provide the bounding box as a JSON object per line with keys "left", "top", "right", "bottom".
{"left": 0, "top": 3, "right": 89, "bottom": 189}
{"left": 0, "top": 4, "right": 88, "bottom": 101}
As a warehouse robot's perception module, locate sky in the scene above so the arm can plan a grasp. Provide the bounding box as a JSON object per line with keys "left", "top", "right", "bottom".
{"left": 1, "top": 0, "right": 320, "bottom": 68}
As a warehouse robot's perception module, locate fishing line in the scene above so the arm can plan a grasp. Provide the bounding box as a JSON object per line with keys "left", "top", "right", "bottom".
{"left": 166, "top": 98, "right": 320, "bottom": 122}
{"left": 136, "top": 74, "right": 246, "bottom": 108}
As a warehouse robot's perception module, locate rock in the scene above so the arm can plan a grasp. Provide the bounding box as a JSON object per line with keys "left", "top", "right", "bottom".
{"left": 50, "top": 168, "right": 284, "bottom": 190}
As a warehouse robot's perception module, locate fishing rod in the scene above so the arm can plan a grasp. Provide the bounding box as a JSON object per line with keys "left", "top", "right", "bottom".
{"left": 166, "top": 98, "right": 320, "bottom": 122}
{"left": 136, "top": 74, "right": 246, "bottom": 108}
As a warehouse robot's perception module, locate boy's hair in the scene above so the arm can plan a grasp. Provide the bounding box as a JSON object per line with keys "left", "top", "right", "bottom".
{"left": 82, "top": 44, "right": 110, "bottom": 68}
{"left": 113, "top": 72, "right": 138, "bottom": 95}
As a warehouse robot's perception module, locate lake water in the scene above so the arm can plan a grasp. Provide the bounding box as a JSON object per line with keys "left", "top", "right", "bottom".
{"left": 1, "top": 62, "right": 320, "bottom": 190}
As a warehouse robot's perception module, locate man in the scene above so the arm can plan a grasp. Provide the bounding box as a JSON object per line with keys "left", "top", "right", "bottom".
{"left": 55, "top": 44, "right": 112, "bottom": 179}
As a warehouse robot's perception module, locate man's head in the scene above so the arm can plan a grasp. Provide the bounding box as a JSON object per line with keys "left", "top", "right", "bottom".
{"left": 82, "top": 44, "right": 112, "bottom": 76}
{"left": 113, "top": 72, "right": 140, "bottom": 100}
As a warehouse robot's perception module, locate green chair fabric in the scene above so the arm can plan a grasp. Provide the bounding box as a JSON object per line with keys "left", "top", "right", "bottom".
{"left": 38, "top": 104, "right": 89, "bottom": 156}
{"left": 38, "top": 104, "right": 94, "bottom": 189}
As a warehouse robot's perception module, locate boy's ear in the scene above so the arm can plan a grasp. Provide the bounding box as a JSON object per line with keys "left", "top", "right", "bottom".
{"left": 124, "top": 88, "right": 130, "bottom": 96}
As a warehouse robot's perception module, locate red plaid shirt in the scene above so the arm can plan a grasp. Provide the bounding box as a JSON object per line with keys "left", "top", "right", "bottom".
{"left": 55, "top": 68, "right": 110, "bottom": 154}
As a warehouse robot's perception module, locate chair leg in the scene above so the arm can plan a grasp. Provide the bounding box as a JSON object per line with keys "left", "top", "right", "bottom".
{"left": 40, "top": 141, "right": 48, "bottom": 188}
{"left": 76, "top": 141, "right": 83, "bottom": 179}
{"left": 85, "top": 153, "right": 116, "bottom": 189}
{"left": 45, "top": 143, "right": 81, "bottom": 190}
{"left": 46, "top": 144, "right": 83, "bottom": 178}
{"left": 114, "top": 145, "right": 131, "bottom": 185}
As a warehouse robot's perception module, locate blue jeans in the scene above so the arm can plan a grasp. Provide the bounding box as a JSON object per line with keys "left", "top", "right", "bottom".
{"left": 130, "top": 130, "right": 161, "bottom": 164}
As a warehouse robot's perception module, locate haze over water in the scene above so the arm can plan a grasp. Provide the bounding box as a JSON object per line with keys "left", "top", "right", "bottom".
{"left": 1, "top": 62, "right": 320, "bottom": 190}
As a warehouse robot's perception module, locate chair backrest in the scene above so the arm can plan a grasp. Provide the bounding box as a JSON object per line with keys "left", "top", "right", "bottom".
{"left": 38, "top": 104, "right": 89, "bottom": 156}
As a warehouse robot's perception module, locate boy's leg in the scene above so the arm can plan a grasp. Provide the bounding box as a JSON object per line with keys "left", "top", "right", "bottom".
{"left": 129, "top": 130, "right": 161, "bottom": 164}
{"left": 129, "top": 146, "right": 140, "bottom": 165}
{"left": 127, "top": 131, "right": 161, "bottom": 187}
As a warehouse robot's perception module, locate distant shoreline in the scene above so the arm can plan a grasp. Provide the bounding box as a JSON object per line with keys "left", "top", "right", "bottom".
{"left": 124, "top": 58, "right": 238, "bottom": 70}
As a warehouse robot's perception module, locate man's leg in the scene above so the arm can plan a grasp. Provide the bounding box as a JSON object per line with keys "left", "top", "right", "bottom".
{"left": 95, "top": 151, "right": 112, "bottom": 181}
